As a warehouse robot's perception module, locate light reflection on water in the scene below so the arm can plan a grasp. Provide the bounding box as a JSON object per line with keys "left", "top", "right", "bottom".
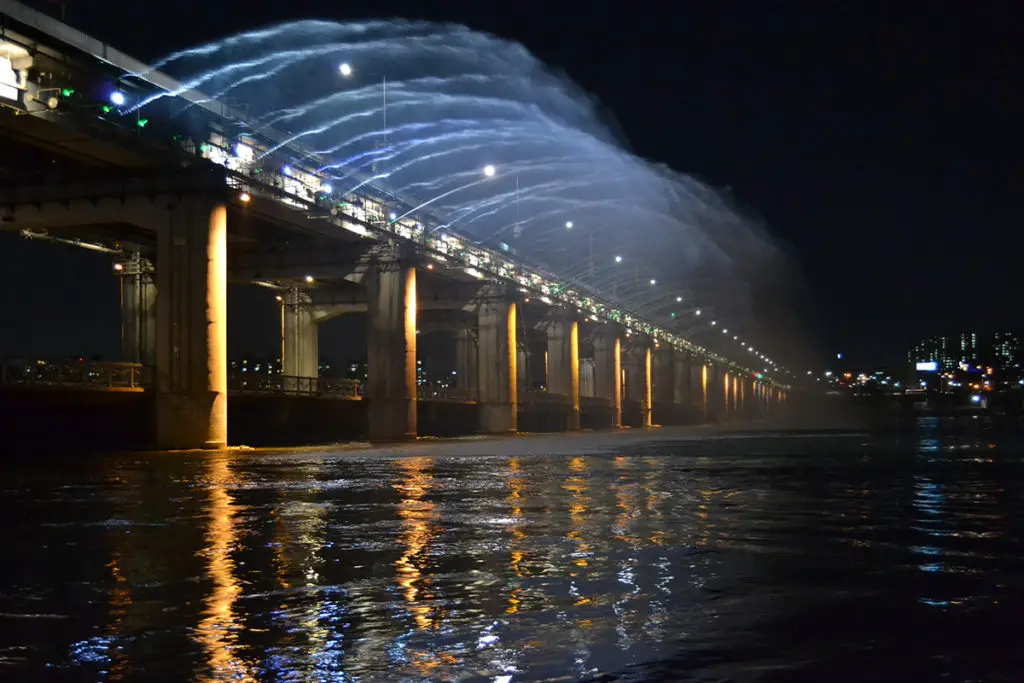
{"left": 3, "top": 420, "right": 1024, "bottom": 681}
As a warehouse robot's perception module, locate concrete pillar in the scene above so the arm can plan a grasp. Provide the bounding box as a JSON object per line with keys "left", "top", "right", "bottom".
{"left": 626, "top": 344, "right": 652, "bottom": 427}
{"left": 516, "top": 344, "right": 530, "bottom": 394}
{"left": 691, "top": 360, "right": 707, "bottom": 423}
{"left": 652, "top": 345, "right": 674, "bottom": 425}
{"left": 119, "top": 254, "right": 156, "bottom": 367}
{"left": 546, "top": 315, "right": 580, "bottom": 430}
{"left": 155, "top": 199, "right": 228, "bottom": 450}
{"left": 673, "top": 351, "right": 690, "bottom": 409}
{"left": 454, "top": 328, "right": 477, "bottom": 400}
{"left": 281, "top": 288, "right": 318, "bottom": 389}
{"left": 593, "top": 325, "right": 621, "bottom": 428}
{"left": 477, "top": 287, "right": 517, "bottom": 434}
{"left": 366, "top": 252, "right": 417, "bottom": 442}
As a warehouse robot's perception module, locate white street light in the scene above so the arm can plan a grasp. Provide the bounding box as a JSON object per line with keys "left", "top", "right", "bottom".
{"left": 339, "top": 62, "right": 353, "bottom": 77}
{"left": 676, "top": 296, "right": 683, "bottom": 302}
{"left": 565, "top": 221, "right": 573, "bottom": 229}
{"left": 710, "top": 320, "right": 717, "bottom": 326}
{"left": 483, "top": 164, "right": 496, "bottom": 177}
{"left": 649, "top": 278, "right": 657, "bottom": 285}
{"left": 615, "top": 255, "right": 623, "bottom": 263}
{"left": 695, "top": 309, "right": 701, "bottom": 316}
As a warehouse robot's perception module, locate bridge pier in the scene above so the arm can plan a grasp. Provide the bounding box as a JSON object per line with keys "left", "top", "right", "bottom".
{"left": 652, "top": 345, "right": 675, "bottom": 425}
{"left": 674, "top": 350, "right": 692, "bottom": 420}
{"left": 281, "top": 288, "right": 319, "bottom": 387}
{"left": 454, "top": 327, "right": 478, "bottom": 400}
{"left": 477, "top": 286, "right": 517, "bottom": 434}
{"left": 546, "top": 314, "right": 580, "bottom": 431}
{"left": 118, "top": 253, "right": 156, "bottom": 367}
{"left": 366, "top": 248, "right": 417, "bottom": 442}
{"left": 593, "top": 326, "right": 622, "bottom": 429}
{"left": 154, "top": 199, "right": 228, "bottom": 450}
{"left": 624, "top": 343, "right": 652, "bottom": 427}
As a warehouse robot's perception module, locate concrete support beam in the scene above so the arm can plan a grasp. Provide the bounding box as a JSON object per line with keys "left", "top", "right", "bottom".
{"left": 673, "top": 351, "right": 691, "bottom": 408}
{"left": 118, "top": 254, "right": 156, "bottom": 366}
{"left": 652, "top": 346, "right": 674, "bottom": 424}
{"left": 454, "top": 327, "right": 478, "bottom": 401}
{"left": 366, "top": 249, "right": 417, "bottom": 442}
{"left": 477, "top": 286, "right": 518, "bottom": 434}
{"left": 625, "top": 344, "right": 652, "bottom": 427}
{"left": 546, "top": 315, "right": 580, "bottom": 430}
{"left": 281, "top": 288, "right": 319, "bottom": 384}
{"left": 155, "top": 199, "right": 228, "bottom": 450}
{"left": 593, "top": 326, "right": 622, "bottom": 429}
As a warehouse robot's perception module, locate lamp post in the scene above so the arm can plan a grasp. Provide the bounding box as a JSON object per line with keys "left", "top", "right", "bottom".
{"left": 339, "top": 63, "right": 387, "bottom": 174}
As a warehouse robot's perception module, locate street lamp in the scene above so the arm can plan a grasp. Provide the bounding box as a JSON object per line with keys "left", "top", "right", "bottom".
{"left": 483, "top": 164, "right": 496, "bottom": 177}
{"left": 614, "top": 255, "right": 622, "bottom": 263}
{"left": 339, "top": 62, "right": 388, "bottom": 173}
{"left": 565, "top": 221, "right": 573, "bottom": 229}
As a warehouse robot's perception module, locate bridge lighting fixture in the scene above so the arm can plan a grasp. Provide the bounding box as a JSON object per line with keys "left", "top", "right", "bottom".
{"left": 614, "top": 255, "right": 622, "bottom": 263}
{"left": 136, "top": 118, "right": 148, "bottom": 127}
{"left": 389, "top": 212, "right": 398, "bottom": 221}
{"left": 305, "top": 275, "right": 315, "bottom": 283}
{"left": 109, "top": 91, "right": 126, "bottom": 106}
{"left": 694, "top": 309, "right": 701, "bottom": 316}
{"left": 649, "top": 278, "right": 657, "bottom": 285}
{"left": 339, "top": 62, "right": 353, "bottom": 77}
{"left": 723, "top": 328, "right": 728, "bottom": 334}
{"left": 239, "top": 192, "right": 251, "bottom": 202}
{"left": 710, "top": 320, "right": 716, "bottom": 326}
{"left": 676, "top": 296, "right": 683, "bottom": 302}
{"left": 275, "top": 295, "right": 283, "bottom": 302}
{"left": 282, "top": 165, "right": 293, "bottom": 176}
{"left": 321, "top": 183, "right": 333, "bottom": 194}
{"left": 565, "top": 221, "right": 573, "bottom": 229}
{"left": 483, "top": 164, "right": 496, "bottom": 177}
{"left": 112, "top": 263, "right": 124, "bottom": 272}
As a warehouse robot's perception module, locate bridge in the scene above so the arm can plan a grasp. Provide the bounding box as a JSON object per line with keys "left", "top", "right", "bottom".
{"left": 0, "top": 0, "right": 789, "bottom": 449}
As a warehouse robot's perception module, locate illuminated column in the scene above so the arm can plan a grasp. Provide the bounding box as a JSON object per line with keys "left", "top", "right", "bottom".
{"left": 366, "top": 248, "right": 417, "bottom": 442}
{"left": 593, "top": 325, "right": 622, "bottom": 428}
{"left": 652, "top": 345, "right": 675, "bottom": 425}
{"left": 477, "top": 286, "right": 517, "bottom": 434}
{"left": 691, "top": 360, "right": 707, "bottom": 423}
{"left": 625, "top": 343, "right": 652, "bottom": 427}
{"left": 155, "top": 199, "right": 227, "bottom": 449}
{"left": 281, "top": 288, "right": 318, "bottom": 388}
{"left": 118, "top": 253, "right": 156, "bottom": 367}
{"left": 546, "top": 314, "right": 580, "bottom": 430}
{"left": 454, "top": 328, "right": 477, "bottom": 400}
{"left": 722, "top": 370, "right": 731, "bottom": 421}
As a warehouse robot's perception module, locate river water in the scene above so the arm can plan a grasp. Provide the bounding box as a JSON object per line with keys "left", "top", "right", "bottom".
{"left": 2, "top": 417, "right": 1023, "bottom": 682}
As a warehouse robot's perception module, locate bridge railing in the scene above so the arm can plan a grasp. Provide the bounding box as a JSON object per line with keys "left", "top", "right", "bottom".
{"left": 228, "top": 374, "right": 361, "bottom": 398}
{"left": 0, "top": 359, "right": 146, "bottom": 390}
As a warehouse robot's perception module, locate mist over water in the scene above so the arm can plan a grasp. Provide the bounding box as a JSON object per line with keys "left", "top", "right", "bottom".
{"left": 141, "top": 20, "right": 784, "bottom": 342}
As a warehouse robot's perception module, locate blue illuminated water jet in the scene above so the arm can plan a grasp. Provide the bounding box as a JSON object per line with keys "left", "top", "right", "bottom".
{"left": 148, "top": 19, "right": 782, "bottom": 338}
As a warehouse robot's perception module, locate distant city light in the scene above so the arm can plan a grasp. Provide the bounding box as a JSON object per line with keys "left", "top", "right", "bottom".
{"left": 971, "top": 394, "right": 982, "bottom": 404}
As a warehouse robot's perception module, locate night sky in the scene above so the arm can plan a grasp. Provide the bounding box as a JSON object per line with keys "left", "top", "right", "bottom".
{"left": 1, "top": 1, "right": 1019, "bottom": 369}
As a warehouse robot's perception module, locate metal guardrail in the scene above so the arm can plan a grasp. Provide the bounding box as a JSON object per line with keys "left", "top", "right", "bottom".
{"left": 1, "top": 359, "right": 146, "bottom": 389}
{"left": 228, "top": 374, "right": 361, "bottom": 399}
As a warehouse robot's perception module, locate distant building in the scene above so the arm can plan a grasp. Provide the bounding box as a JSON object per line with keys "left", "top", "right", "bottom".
{"left": 991, "top": 331, "right": 1021, "bottom": 372}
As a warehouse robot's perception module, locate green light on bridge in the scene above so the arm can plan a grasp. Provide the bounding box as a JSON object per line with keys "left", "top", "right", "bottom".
{"left": 61, "top": 88, "right": 75, "bottom": 97}
{"left": 136, "top": 118, "right": 149, "bottom": 128}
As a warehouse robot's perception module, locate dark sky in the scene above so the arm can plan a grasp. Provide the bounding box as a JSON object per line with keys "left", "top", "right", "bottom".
{"left": 2, "top": 0, "right": 1020, "bottom": 369}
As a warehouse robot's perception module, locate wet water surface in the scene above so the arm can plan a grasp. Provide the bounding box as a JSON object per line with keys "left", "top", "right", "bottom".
{"left": 3, "top": 419, "right": 1024, "bottom": 681}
